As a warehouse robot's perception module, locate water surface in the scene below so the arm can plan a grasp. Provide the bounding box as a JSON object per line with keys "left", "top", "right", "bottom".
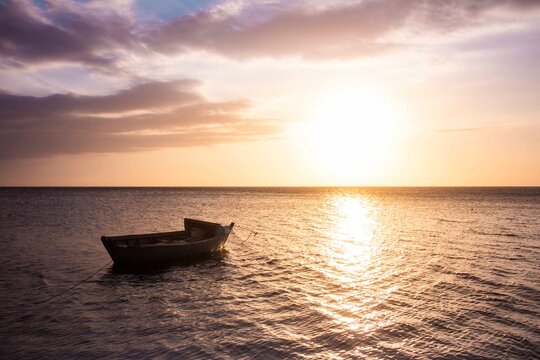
{"left": 1, "top": 187, "right": 539, "bottom": 358}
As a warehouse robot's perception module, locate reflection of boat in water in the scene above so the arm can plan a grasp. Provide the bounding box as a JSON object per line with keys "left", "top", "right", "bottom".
{"left": 101, "top": 218, "right": 234, "bottom": 267}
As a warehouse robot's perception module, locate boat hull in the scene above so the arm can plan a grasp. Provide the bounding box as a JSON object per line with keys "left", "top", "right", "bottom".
{"left": 101, "top": 219, "right": 233, "bottom": 267}
{"left": 102, "top": 235, "right": 228, "bottom": 267}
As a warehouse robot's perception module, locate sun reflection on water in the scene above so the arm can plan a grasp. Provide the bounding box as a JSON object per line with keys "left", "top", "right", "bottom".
{"left": 312, "top": 194, "right": 393, "bottom": 333}
{"left": 325, "top": 196, "right": 376, "bottom": 277}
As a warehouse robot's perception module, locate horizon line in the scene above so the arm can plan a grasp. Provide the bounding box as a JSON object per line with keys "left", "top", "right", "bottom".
{"left": 1, "top": 185, "right": 539, "bottom": 188}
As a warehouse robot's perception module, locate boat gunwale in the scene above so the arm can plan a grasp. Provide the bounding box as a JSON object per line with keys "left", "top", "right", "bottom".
{"left": 115, "top": 234, "right": 221, "bottom": 248}
{"left": 101, "top": 230, "right": 185, "bottom": 242}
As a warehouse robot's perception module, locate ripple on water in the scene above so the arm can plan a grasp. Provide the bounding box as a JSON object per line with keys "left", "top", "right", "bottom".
{"left": 0, "top": 187, "right": 539, "bottom": 358}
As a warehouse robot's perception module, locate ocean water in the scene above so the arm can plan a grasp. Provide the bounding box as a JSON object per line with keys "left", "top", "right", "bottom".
{"left": 0, "top": 187, "right": 539, "bottom": 359}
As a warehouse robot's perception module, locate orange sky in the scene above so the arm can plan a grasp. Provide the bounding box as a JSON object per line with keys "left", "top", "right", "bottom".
{"left": 0, "top": 0, "right": 539, "bottom": 186}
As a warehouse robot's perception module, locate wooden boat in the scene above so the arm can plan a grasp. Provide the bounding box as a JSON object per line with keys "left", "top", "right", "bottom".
{"left": 101, "top": 218, "right": 234, "bottom": 267}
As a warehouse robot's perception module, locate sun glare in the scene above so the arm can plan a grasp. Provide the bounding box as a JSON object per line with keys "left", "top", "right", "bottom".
{"left": 312, "top": 195, "right": 390, "bottom": 333}
{"left": 301, "top": 87, "right": 402, "bottom": 182}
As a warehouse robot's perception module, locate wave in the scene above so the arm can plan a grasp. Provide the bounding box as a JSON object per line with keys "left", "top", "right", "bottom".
{"left": 469, "top": 228, "right": 521, "bottom": 238}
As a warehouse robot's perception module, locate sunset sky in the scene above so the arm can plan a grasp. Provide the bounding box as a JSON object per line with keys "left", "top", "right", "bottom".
{"left": 1, "top": 0, "right": 539, "bottom": 186}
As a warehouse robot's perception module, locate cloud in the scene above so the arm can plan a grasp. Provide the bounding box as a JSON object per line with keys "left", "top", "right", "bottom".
{"left": 2, "top": 0, "right": 539, "bottom": 69}
{"left": 0, "top": 80, "right": 282, "bottom": 159}
{"left": 434, "top": 125, "right": 512, "bottom": 133}
{"left": 0, "top": 0, "right": 136, "bottom": 67}
{"left": 145, "top": 0, "right": 540, "bottom": 60}
{"left": 147, "top": 0, "right": 416, "bottom": 60}
{"left": 0, "top": 79, "right": 201, "bottom": 120}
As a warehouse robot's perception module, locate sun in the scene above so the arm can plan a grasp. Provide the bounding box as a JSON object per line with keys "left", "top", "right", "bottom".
{"left": 301, "top": 87, "right": 402, "bottom": 182}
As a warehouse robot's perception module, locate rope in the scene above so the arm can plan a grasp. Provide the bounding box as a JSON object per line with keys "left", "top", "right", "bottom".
{"left": 233, "top": 225, "right": 258, "bottom": 244}
{"left": 240, "top": 231, "right": 257, "bottom": 244}
{"left": 36, "top": 260, "right": 112, "bottom": 306}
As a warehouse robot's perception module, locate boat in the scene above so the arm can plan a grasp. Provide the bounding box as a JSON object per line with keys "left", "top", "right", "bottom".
{"left": 101, "top": 218, "right": 234, "bottom": 267}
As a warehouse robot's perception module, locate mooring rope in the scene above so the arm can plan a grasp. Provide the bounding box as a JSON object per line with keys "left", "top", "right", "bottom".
{"left": 233, "top": 225, "right": 259, "bottom": 244}
{"left": 240, "top": 231, "right": 257, "bottom": 244}
{"left": 36, "top": 260, "right": 112, "bottom": 306}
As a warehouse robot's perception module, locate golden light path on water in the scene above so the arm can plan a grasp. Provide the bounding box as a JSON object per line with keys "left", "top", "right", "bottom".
{"left": 310, "top": 195, "right": 396, "bottom": 334}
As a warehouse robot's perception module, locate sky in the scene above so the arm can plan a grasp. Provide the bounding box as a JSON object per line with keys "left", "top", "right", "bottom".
{"left": 0, "top": 0, "right": 539, "bottom": 186}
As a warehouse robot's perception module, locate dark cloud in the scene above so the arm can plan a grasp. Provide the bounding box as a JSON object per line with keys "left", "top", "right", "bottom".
{"left": 0, "top": 79, "right": 201, "bottom": 120}
{"left": 0, "top": 80, "right": 282, "bottom": 159}
{"left": 0, "top": 0, "right": 136, "bottom": 67}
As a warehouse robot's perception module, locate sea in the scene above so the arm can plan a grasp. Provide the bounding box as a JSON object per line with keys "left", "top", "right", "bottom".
{"left": 0, "top": 187, "right": 539, "bottom": 359}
